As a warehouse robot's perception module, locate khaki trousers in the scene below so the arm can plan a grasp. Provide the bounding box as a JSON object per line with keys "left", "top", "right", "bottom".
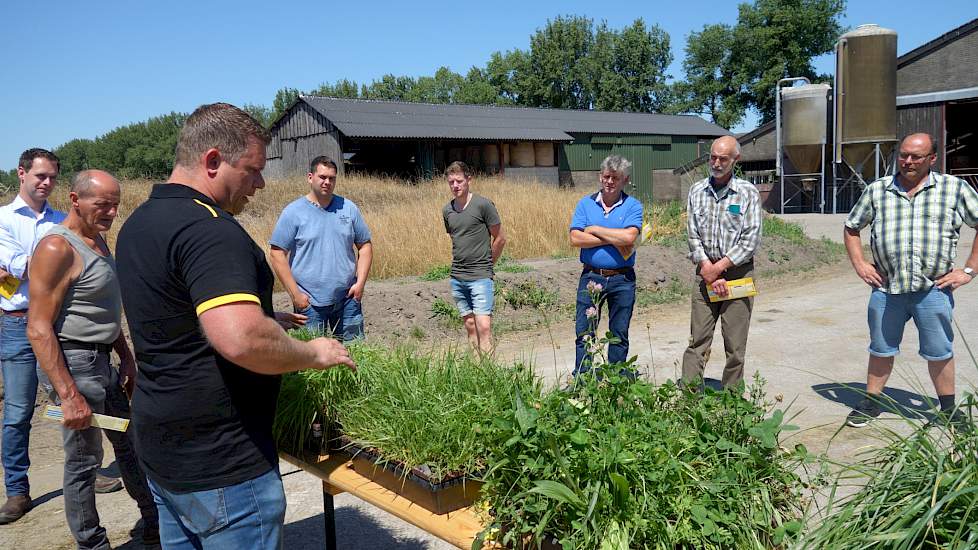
{"left": 681, "top": 262, "right": 754, "bottom": 389}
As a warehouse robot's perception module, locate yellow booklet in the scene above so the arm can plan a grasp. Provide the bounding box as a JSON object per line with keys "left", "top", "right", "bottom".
{"left": 0, "top": 276, "right": 20, "bottom": 299}
{"left": 44, "top": 405, "right": 130, "bottom": 432}
{"left": 707, "top": 277, "right": 758, "bottom": 303}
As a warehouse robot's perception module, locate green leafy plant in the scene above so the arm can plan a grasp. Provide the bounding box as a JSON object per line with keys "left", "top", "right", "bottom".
{"left": 430, "top": 297, "right": 463, "bottom": 327}
{"left": 497, "top": 256, "right": 532, "bottom": 274}
{"left": 498, "top": 280, "right": 559, "bottom": 310}
{"left": 476, "top": 368, "right": 812, "bottom": 549}
{"left": 420, "top": 263, "right": 452, "bottom": 281}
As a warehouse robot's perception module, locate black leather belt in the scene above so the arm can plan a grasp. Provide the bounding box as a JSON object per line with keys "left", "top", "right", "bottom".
{"left": 60, "top": 341, "right": 113, "bottom": 354}
{"left": 583, "top": 265, "right": 633, "bottom": 277}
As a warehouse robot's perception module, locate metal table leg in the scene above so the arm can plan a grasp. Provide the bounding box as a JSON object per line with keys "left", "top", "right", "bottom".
{"left": 323, "top": 484, "right": 338, "bottom": 550}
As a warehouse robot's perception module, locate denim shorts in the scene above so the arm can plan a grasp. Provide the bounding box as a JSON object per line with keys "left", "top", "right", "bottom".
{"left": 450, "top": 277, "right": 494, "bottom": 316}
{"left": 867, "top": 286, "right": 954, "bottom": 361}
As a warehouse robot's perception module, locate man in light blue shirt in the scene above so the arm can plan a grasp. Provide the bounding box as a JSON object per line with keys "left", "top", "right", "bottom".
{"left": 269, "top": 156, "right": 373, "bottom": 341}
{"left": 0, "top": 148, "right": 66, "bottom": 524}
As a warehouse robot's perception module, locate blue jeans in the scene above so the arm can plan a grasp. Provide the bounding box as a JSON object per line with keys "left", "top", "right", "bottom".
{"left": 450, "top": 277, "right": 495, "bottom": 316}
{"left": 40, "top": 349, "right": 158, "bottom": 549}
{"left": 868, "top": 286, "right": 955, "bottom": 361}
{"left": 299, "top": 296, "right": 364, "bottom": 341}
{"left": 1, "top": 314, "right": 37, "bottom": 497}
{"left": 148, "top": 467, "right": 285, "bottom": 550}
{"left": 574, "top": 269, "right": 637, "bottom": 375}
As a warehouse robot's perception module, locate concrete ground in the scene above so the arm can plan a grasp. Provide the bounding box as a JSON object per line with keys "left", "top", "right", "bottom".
{"left": 4, "top": 214, "right": 978, "bottom": 549}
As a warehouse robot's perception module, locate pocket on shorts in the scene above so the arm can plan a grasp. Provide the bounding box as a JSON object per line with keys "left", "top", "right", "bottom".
{"left": 63, "top": 349, "right": 100, "bottom": 374}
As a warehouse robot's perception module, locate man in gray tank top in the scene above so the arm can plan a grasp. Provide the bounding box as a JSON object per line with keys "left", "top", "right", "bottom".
{"left": 27, "top": 170, "right": 160, "bottom": 549}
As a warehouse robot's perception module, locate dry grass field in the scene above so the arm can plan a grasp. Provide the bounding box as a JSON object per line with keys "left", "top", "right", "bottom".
{"left": 29, "top": 173, "right": 686, "bottom": 279}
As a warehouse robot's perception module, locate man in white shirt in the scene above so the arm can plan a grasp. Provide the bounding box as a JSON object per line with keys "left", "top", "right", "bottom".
{"left": 0, "top": 148, "right": 65, "bottom": 524}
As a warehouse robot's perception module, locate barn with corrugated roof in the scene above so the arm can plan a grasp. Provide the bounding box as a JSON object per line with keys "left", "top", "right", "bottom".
{"left": 264, "top": 96, "right": 728, "bottom": 203}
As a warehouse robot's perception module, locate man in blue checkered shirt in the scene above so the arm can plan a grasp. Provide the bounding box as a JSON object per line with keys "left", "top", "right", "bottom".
{"left": 843, "top": 133, "right": 978, "bottom": 429}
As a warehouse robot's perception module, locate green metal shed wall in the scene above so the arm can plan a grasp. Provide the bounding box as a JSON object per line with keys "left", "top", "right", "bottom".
{"left": 558, "top": 134, "right": 701, "bottom": 203}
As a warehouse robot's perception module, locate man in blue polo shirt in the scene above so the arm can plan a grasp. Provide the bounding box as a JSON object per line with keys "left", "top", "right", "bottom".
{"left": 270, "top": 156, "right": 373, "bottom": 341}
{"left": 569, "top": 155, "right": 643, "bottom": 375}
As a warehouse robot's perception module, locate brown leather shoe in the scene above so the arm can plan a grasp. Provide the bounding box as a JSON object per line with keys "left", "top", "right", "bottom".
{"left": 0, "top": 495, "right": 32, "bottom": 524}
{"left": 94, "top": 473, "right": 124, "bottom": 494}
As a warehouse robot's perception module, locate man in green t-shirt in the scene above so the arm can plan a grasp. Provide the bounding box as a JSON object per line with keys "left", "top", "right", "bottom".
{"left": 441, "top": 161, "right": 506, "bottom": 353}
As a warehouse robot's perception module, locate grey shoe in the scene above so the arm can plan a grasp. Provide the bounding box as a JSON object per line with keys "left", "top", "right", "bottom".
{"left": 0, "top": 495, "right": 32, "bottom": 524}
{"left": 95, "top": 473, "right": 124, "bottom": 494}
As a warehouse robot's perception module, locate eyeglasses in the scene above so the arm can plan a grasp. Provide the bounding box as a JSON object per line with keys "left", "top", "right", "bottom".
{"left": 898, "top": 152, "right": 933, "bottom": 162}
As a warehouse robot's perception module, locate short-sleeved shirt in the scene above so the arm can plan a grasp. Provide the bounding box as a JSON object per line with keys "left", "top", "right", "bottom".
{"left": 269, "top": 195, "right": 371, "bottom": 306}
{"left": 845, "top": 172, "right": 978, "bottom": 294}
{"left": 569, "top": 191, "right": 644, "bottom": 269}
{"left": 442, "top": 193, "right": 501, "bottom": 281}
{"left": 116, "top": 183, "right": 279, "bottom": 493}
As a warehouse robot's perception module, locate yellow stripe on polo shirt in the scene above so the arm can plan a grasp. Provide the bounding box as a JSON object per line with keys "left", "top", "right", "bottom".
{"left": 193, "top": 199, "right": 219, "bottom": 218}
{"left": 196, "top": 293, "right": 261, "bottom": 316}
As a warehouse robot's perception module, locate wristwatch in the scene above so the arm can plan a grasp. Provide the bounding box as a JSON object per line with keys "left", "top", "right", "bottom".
{"left": 964, "top": 267, "right": 975, "bottom": 279}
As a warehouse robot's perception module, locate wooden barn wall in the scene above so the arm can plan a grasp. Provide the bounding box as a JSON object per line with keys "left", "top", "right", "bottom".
{"left": 268, "top": 102, "right": 344, "bottom": 177}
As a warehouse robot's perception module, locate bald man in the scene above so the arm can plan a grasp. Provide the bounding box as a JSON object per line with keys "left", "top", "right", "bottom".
{"left": 27, "top": 170, "right": 160, "bottom": 548}
{"left": 682, "top": 135, "right": 762, "bottom": 390}
{"left": 843, "top": 133, "right": 978, "bottom": 430}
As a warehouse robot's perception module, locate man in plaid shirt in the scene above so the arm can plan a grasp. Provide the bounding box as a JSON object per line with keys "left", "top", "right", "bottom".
{"left": 681, "top": 135, "right": 762, "bottom": 389}
{"left": 844, "top": 133, "right": 978, "bottom": 429}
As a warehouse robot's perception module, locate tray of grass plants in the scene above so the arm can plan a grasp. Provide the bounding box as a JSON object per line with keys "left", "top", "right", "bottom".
{"left": 798, "top": 394, "right": 977, "bottom": 549}
{"left": 274, "top": 329, "right": 540, "bottom": 513}
{"left": 474, "top": 365, "right": 816, "bottom": 550}
{"left": 338, "top": 435, "right": 483, "bottom": 515}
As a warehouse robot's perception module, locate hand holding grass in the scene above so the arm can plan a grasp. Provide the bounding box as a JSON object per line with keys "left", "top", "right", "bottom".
{"left": 308, "top": 337, "right": 356, "bottom": 371}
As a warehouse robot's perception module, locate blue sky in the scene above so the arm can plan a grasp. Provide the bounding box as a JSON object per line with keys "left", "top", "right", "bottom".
{"left": 2, "top": 1, "right": 976, "bottom": 169}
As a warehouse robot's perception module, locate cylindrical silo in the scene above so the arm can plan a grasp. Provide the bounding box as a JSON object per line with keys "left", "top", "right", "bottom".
{"left": 834, "top": 24, "right": 898, "bottom": 180}
{"left": 782, "top": 83, "right": 830, "bottom": 174}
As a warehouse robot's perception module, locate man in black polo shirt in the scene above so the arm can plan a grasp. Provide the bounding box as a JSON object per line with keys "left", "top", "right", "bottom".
{"left": 116, "top": 103, "right": 354, "bottom": 549}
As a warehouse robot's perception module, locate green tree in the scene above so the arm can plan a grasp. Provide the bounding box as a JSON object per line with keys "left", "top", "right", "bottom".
{"left": 729, "top": 0, "right": 845, "bottom": 122}
{"left": 675, "top": 23, "right": 744, "bottom": 128}
{"left": 242, "top": 103, "right": 275, "bottom": 127}
{"left": 363, "top": 74, "right": 416, "bottom": 100}
{"left": 55, "top": 138, "right": 96, "bottom": 175}
{"left": 521, "top": 15, "right": 597, "bottom": 109}
{"left": 592, "top": 19, "right": 673, "bottom": 112}
{"left": 312, "top": 79, "right": 361, "bottom": 99}
{"left": 272, "top": 87, "right": 301, "bottom": 120}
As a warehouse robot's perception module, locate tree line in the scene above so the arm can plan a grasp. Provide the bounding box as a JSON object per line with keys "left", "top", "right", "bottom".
{"left": 1, "top": 0, "right": 844, "bottom": 183}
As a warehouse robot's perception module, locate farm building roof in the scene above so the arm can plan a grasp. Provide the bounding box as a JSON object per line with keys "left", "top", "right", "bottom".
{"left": 294, "top": 96, "right": 729, "bottom": 141}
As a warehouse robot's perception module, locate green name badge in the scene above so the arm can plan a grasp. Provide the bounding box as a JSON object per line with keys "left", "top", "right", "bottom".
{"left": 728, "top": 204, "right": 741, "bottom": 215}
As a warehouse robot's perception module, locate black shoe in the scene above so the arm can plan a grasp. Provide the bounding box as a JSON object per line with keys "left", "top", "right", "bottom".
{"left": 928, "top": 408, "right": 974, "bottom": 433}
{"left": 94, "top": 473, "right": 124, "bottom": 494}
{"left": 846, "top": 398, "right": 882, "bottom": 428}
{"left": 0, "top": 495, "right": 32, "bottom": 524}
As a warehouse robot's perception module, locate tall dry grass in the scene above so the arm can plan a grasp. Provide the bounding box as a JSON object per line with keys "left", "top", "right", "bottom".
{"left": 19, "top": 174, "right": 684, "bottom": 279}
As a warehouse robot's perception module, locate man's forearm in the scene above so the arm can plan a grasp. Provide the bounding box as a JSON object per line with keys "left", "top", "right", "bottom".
{"left": 843, "top": 227, "right": 866, "bottom": 266}
{"left": 490, "top": 235, "right": 506, "bottom": 263}
{"left": 586, "top": 226, "right": 638, "bottom": 247}
{"left": 112, "top": 331, "right": 134, "bottom": 363}
{"left": 269, "top": 250, "right": 303, "bottom": 300}
{"left": 27, "top": 325, "right": 78, "bottom": 401}
{"left": 355, "top": 242, "right": 373, "bottom": 285}
{"left": 570, "top": 230, "right": 605, "bottom": 249}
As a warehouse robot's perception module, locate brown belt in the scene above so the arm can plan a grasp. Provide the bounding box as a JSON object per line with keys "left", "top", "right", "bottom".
{"left": 2, "top": 309, "right": 27, "bottom": 317}
{"left": 583, "top": 265, "right": 633, "bottom": 277}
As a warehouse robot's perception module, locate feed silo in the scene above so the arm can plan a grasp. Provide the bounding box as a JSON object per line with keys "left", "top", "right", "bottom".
{"left": 834, "top": 24, "right": 898, "bottom": 183}
{"left": 783, "top": 84, "right": 831, "bottom": 175}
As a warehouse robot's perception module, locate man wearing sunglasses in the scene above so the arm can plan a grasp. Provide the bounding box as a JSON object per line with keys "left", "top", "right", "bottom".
{"left": 843, "top": 133, "right": 978, "bottom": 430}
